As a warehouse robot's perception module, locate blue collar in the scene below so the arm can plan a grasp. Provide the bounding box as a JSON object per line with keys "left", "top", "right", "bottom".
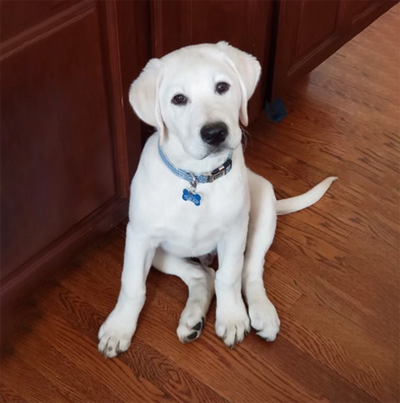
{"left": 158, "top": 144, "right": 233, "bottom": 184}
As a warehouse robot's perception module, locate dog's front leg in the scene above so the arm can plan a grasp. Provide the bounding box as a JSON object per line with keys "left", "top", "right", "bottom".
{"left": 243, "top": 169, "right": 280, "bottom": 342}
{"left": 215, "top": 220, "right": 250, "bottom": 347}
{"left": 98, "top": 222, "right": 155, "bottom": 358}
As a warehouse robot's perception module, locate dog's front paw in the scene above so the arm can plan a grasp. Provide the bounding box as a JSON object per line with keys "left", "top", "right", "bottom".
{"left": 215, "top": 301, "right": 250, "bottom": 348}
{"left": 248, "top": 297, "right": 280, "bottom": 342}
{"left": 98, "top": 316, "right": 136, "bottom": 358}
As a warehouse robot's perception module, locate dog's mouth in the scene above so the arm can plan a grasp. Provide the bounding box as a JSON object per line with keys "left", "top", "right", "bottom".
{"left": 209, "top": 146, "right": 225, "bottom": 155}
{"left": 201, "top": 144, "right": 231, "bottom": 159}
{"left": 190, "top": 130, "right": 241, "bottom": 160}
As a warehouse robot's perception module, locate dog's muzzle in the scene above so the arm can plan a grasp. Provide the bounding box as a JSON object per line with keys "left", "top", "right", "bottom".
{"left": 200, "top": 122, "right": 228, "bottom": 146}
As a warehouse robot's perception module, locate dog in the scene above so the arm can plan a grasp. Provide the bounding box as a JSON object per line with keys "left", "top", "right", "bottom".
{"left": 98, "top": 42, "right": 336, "bottom": 357}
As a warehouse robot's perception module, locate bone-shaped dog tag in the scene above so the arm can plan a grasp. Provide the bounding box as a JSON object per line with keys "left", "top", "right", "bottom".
{"left": 182, "top": 189, "right": 201, "bottom": 206}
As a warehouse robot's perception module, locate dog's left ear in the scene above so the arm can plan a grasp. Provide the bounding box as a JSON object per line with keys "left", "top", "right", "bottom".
{"left": 217, "top": 41, "right": 261, "bottom": 126}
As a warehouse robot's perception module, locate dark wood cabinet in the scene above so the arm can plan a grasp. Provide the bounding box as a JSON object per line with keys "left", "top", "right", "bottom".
{"left": 270, "top": 0, "right": 397, "bottom": 99}
{"left": 0, "top": 0, "right": 149, "bottom": 335}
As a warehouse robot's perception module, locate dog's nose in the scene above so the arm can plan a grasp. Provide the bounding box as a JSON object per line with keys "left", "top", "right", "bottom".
{"left": 200, "top": 122, "right": 228, "bottom": 146}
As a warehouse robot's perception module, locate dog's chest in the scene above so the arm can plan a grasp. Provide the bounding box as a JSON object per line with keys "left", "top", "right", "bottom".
{"left": 161, "top": 195, "right": 238, "bottom": 257}
{"left": 158, "top": 179, "right": 248, "bottom": 257}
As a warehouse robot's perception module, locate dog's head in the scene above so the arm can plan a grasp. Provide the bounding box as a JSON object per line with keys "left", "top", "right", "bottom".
{"left": 129, "top": 42, "right": 261, "bottom": 160}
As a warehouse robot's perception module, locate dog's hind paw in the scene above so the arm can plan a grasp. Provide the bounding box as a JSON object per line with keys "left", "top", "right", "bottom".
{"left": 177, "top": 315, "right": 205, "bottom": 343}
{"left": 177, "top": 265, "right": 214, "bottom": 344}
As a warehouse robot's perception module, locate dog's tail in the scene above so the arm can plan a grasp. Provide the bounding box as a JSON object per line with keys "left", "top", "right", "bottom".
{"left": 276, "top": 177, "right": 337, "bottom": 215}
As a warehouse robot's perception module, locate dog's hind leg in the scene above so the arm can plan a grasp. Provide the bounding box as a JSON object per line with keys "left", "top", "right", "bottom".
{"left": 243, "top": 169, "right": 280, "bottom": 341}
{"left": 152, "top": 248, "right": 215, "bottom": 343}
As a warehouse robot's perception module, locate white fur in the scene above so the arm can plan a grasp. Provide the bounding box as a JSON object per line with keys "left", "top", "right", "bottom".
{"left": 98, "top": 43, "right": 336, "bottom": 357}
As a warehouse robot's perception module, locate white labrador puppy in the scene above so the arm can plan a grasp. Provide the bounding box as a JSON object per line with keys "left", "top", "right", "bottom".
{"left": 98, "top": 42, "right": 336, "bottom": 357}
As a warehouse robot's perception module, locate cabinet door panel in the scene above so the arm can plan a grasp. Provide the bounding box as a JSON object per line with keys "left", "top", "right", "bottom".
{"left": 346, "top": 0, "right": 379, "bottom": 24}
{"left": 0, "top": 0, "right": 147, "bottom": 336}
{"left": 1, "top": 5, "right": 116, "bottom": 278}
{"left": 345, "top": 0, "right": 393, "bottom": 32}
{"left": 271, "top": 0, "right": 345, "bottom": 99}
{"left": 292, "top": 0, "right": 341, "bottom": 62}
{"left": 0, "top": 0, "right": 80, "bottom": 42}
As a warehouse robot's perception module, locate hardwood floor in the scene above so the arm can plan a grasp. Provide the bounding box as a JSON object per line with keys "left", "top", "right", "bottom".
{"left": 1, "top": 6, "right": 399, "bottom": 403}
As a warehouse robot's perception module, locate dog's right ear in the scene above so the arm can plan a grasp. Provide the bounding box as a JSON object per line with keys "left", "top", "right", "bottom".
{"left": 129, "top": 58, "right": 165, "bottom": 140}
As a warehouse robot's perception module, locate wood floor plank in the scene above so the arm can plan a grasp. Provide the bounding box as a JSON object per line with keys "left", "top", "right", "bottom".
{"left": 272, "top": 224, "right": 399, "bottom": 325}
{"left": 284, "top": 297, "right": 398, "bottom": 402}
{"left": 58, "top": 289, "right": 230, "bottom": 403}
{"left": 0, "top": 384, "right": 29, "bottom": 403}
{"left": 14, "top": 332, "right": 122, "bottom": 403}
{"left": 37, "top": 313, "right": 173, "bottom": 403}
{"left": 1, "top": 354, "right": 70, "bottom": 403}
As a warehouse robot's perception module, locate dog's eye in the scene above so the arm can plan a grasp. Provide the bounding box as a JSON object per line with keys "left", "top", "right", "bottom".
{"left": 215, "top": 82, "right": 230, "bottom": 95}
{"left": 171, "top": 94, "right": 188, "bottom": 106}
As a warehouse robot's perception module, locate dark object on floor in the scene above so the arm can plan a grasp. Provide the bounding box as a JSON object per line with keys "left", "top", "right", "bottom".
{"left": 265, "top": 98, "right": 287, "bottom": 123}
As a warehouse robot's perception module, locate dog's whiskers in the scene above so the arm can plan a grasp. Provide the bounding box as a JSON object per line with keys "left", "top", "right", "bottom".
{"left": 241, "top": 127, "right": 252, "bottom": 152}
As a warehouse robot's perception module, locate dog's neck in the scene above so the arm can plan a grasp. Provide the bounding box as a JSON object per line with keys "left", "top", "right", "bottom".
{"left": 161, "top": 131, "right": 233, "bottom": 174}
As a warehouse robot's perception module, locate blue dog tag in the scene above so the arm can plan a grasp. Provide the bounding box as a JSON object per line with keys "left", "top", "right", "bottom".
{"left": 182, "top": 189, "right": 201, "bottom": 206}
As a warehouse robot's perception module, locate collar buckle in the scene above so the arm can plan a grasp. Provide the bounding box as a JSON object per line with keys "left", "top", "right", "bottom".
{"left": 208, "top": 165, "right": 227, "bottom": 183}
